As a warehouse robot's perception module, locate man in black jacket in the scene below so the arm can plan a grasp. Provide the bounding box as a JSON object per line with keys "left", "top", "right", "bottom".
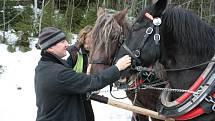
{"left": 34, "top": 27, "right": 131, "bottom": 121}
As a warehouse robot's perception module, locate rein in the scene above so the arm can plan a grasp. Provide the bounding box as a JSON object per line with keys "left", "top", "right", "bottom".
{"left": 160, "top": 59, "right": 215, "bottom": 72}
{"left": 134, "top": 59, "right": 215, "bottom": 73}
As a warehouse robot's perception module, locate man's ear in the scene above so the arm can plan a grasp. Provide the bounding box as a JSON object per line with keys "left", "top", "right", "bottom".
{"left": 46, "top": 48, "right": 52, "bottom": 53}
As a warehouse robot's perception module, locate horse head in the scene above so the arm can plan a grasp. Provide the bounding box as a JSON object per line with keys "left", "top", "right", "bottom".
{"left": 89, "top": 7, "right": 128, "bottom": 74}
{"left": 115, "top": 0, "right": 168, "bottom": 80}
{"left": 116, "top": 0, "right": 215, "bottom": 83}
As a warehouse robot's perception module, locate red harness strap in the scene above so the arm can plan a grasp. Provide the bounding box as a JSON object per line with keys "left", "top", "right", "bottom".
{"left": 129, "top": 79, "right": 145, "bottom": 88}
{"left": 175, "top": 107, "right": 204, "bottom": 120}
{"left": 176, "top": 76, "right": 204, "bottom": 104}
{"left": 175, "top": 92, "right": 215, "bottom": 120}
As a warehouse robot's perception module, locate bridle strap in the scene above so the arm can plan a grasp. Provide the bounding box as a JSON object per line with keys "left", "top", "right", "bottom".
{"left": 119, "top": 24, "right": 160, "bottom": 68}
{"left": 117, "top": 24, "right": 155, "bottom": 67}
{"left": 121, "top": 43, "right": 141, "bottom": 64}
{"left": 135, "top": 25, "right": 154, "bottom": 54}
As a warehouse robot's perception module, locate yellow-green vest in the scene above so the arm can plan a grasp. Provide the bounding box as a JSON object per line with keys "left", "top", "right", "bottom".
{"left": 73, "top": 51, "right": 84, "bottom": 73}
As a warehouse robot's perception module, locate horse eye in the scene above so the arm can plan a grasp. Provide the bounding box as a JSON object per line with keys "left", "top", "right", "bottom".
{"left": 132, "top": 22, "right": 148, "bottom": 32}
{"left": 133, "top": 23, "right": 144, "bottom": 31}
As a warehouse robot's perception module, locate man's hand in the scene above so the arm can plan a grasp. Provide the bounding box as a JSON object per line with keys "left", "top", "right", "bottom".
{"left": 115, "top": 55, "right": 131, "bottom": 71}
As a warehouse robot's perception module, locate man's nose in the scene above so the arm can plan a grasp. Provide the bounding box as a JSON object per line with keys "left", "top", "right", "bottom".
{"left": 65, "top": 41, "right": 69, "bottom": 47}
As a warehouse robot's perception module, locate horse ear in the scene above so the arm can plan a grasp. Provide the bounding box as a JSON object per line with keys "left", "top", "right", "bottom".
{"left": 113, "top": 8, "right": 128, "bottom": 26}
{"left": 152, "top": 0, "right": 167, "bottom": 17}
{"left": 97, "top": 7, "right": 106, "bottom": 17}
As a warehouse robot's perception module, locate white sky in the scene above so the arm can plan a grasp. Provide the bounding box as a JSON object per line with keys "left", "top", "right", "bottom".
{"left": 0, "top": 43, "right": 132, "bottom": 121}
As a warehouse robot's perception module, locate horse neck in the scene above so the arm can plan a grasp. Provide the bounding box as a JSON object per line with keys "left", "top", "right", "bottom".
{"left": 159, "top": 20, "right": 215, "bottom": 95}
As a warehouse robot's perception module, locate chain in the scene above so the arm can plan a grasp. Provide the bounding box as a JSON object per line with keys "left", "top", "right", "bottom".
{"left": 132, "top": 80, "right": 198, "bottom": 94}
{"left": 205, "top": 96, "right": 215, "bottom": 111}
{"left": 142, "top": 85, "right": 198, "bottom": 94}
{"left": 91, "top": 81, "right": 198, "bottom": 95}
{"left": 143, "top": 81, "right": 168, "bottom": 87}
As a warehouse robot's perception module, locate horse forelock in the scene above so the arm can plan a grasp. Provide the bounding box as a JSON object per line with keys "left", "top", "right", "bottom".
{"left": 91, "top": 13, "right": 123, "bottom": 60}
{"left": 162, "top": 7, "right": 215, "bottom": 58}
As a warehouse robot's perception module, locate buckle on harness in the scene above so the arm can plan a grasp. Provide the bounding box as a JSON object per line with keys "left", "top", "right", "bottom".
{"left": 154, "top": 34, "right": 160, "bottom": 44}
{"left": 146, "top": 27, "right": 153, "bottom": 34}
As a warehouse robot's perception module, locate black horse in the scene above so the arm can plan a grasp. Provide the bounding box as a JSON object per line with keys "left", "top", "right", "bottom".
{"left": 89, "top": 8, "right": 161, "bottom": 121}
{"left": 115, "top": 0, "right": 215, "bottom": 121}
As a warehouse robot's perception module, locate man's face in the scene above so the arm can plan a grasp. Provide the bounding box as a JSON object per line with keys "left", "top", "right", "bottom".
{"left": 83, "top": 33, "right": 92, "bottom": 51}
{"left": 48, "top": 39, "right": 69, "bottom": 58}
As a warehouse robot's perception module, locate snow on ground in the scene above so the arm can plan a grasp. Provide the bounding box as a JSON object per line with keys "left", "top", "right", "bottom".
{"left": 0, "top": 43, "right": 132, "bottom": 121}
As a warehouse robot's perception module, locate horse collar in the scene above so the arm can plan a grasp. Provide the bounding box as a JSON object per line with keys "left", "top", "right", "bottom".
{"left": 159, "top": 55, "right": 215, "bottom": 120}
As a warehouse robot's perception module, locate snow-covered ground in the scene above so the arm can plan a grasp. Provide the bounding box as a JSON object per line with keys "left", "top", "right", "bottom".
{"left": 0, "top": 43, "right": 132, "bottom": 121}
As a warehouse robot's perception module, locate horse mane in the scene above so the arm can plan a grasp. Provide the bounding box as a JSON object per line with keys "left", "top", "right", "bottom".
{"left": 91, "top": 12, "right": 129, "bottom": 60}
{"left": 162, "top": 7, "right": 215, "bottom": 58}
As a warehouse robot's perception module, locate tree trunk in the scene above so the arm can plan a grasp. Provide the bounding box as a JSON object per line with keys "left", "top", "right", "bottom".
{"left": 208, "top": 0, "right": 214, "bottom": 24}
{"left": 39, "top": 0, "right": 45, "bottom": 32}
{"left": 3, "top": 0, "right": 6, "bottom": 42}
{"left": 34, "top": 0, "right": 37, "bottom": 21}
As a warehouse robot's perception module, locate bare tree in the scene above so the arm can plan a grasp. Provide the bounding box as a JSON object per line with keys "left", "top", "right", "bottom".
{"left": 85, "top": 0, "right": 90, "bottom": 16}
{"left": 39, "top": 0, "right": 45, "bottom": 32}
{"left": 3, "top": 0, "right": 6, "bottom": 42}
{"left": 70, "top": 0, "right": 75, "bottom": 32}
{"left": 34, "top": 0, "right": 37, "bottom": 21}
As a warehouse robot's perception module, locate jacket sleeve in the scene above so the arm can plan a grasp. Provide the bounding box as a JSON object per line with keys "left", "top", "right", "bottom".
{"left": 56, "top": 64, "right": 121, "bottom": 94}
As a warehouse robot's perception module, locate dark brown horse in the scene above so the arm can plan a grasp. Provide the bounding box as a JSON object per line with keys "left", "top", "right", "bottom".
{"left": 115, "top": 0, "right": 215, "bottom": 121}
{"left": 89, "top": 7, "right": 162, "bottom": 121}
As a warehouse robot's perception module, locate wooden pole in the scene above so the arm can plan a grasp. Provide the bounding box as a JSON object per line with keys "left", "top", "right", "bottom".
{"left": 90, "top": 94, "right": 175, "bottom": 121}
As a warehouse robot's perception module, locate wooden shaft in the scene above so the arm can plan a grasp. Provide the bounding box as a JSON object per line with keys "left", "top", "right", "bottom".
{"left": 90, "top": 94, "right": 174, "bottom": 121}
{"left": 108, "top": 98, "right": 174, "bottom": 121}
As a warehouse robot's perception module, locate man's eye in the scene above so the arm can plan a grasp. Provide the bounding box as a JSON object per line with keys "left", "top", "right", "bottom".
{"left": 61, "top": 40, "right": 66, "bottom": 43}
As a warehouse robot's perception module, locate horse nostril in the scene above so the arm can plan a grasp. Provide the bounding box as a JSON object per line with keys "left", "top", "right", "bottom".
{"left": 131, "top": 64, "right": 136, "bottom": 70}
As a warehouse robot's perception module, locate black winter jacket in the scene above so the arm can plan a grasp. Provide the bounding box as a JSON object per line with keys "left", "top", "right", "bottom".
{"left": 34, "top": 52, "right": 120, "bottom": 121}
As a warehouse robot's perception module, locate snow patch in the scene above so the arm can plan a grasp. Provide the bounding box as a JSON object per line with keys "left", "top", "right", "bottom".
{"left": 0, "top": 43, "right": 132, "bottom": 121}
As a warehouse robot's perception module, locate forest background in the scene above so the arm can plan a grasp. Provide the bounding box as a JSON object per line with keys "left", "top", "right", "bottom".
{"left": 0, "top": 0, "right": 215, "bottom": 53}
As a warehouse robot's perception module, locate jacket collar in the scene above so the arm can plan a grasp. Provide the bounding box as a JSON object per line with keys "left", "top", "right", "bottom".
{"left": 40, "top": 51, "right": 69, "bottom": 66}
